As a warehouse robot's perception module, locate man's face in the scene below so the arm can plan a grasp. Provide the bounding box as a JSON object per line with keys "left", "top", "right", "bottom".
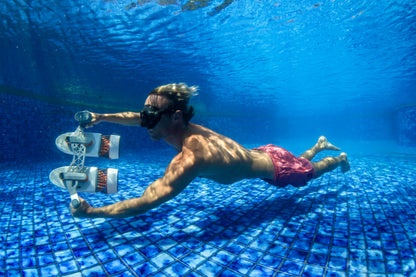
{"left": 143, "top": 95, "right": 173, "bottom": 141}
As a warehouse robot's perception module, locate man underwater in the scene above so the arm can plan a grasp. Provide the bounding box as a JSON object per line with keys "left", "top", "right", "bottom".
{"left": 72, "top": 83, "right": 350, "bottom": 218}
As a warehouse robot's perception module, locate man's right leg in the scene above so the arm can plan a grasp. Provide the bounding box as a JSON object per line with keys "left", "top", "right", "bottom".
{"left": 311, "top": 152, "right": 350, "bottom": 178}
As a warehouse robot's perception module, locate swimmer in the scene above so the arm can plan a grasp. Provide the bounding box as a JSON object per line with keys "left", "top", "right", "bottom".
{"left": 71, "top": 83, "right": 350, "bottom": 218}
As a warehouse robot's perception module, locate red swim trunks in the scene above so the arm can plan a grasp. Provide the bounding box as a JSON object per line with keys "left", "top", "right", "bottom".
{"left": 254, "top": 144, "right": 316, "bottom": 188}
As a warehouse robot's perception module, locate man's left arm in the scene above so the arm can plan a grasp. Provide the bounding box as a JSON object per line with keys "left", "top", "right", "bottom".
{"left": 71, "top": 147, "right": 202, "bottom": 218}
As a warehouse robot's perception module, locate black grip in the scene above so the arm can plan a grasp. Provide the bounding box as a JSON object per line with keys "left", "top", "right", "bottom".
{"left": 71, "top": 199, "right": 80, "bottom": 209}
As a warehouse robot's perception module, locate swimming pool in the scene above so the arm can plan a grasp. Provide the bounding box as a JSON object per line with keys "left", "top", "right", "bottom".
{"left": 2, "top": 139, "right": 416, "bottom": 276}
{"left": 1, "top": 0, "right": 416, "bottom": 276}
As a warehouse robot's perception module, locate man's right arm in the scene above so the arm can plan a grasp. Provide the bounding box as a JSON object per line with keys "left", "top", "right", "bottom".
{"left": 90, "top": 111, "right": 141, "bottom": 127}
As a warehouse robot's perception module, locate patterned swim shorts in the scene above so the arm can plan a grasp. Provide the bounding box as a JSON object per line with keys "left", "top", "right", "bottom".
{"left": 253, "top": 144, "right": 316, "bottom": 188}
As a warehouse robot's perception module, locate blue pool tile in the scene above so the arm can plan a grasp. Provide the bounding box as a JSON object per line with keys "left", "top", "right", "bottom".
{"left": 103, "top": 258, "right": 129, "bottom": 275}
{"left": 308, "top": 253, "right": 328, "bottom": 267}
{"left": 349, "top": 248, "right": 366, "bottom": 260}
{"left": 382, "top": 240, "right": 397, "bottom": 250}
{"left": 182, "top": 252, "right": 206, "bottom": 269}
{"left": 402, "top": 258, "right": 416, "bottom": 273}
{"left": 229, "top": 258, "right": 255, "bottom": 275}
{"left": 302, "top": 264, "right": 325, "bottom": 277}
{"left": 6, "top": 249, "right": 18, "bottom": 259}
{"left": 195, "top": 230, "right": 216, "bottom": 242}
{"left": 39, "top": 264, "right": 59, "bottom": 276}
{"left": 224, "top": 242, "right": 245, "bottom": 255}
{"left": 151, "top": 252, "right": 175, "bottom": 269}
{"left": 235, "top": 234, "right": 255, "bottom": 246}
{"left": 164, "top": 261, "right": 191, "bottom": 276}
{"left": 259, "top": 253, "right": 282, "bottom": 269}
{"left": 156, "top": 237, "right": 178, "bottom": 251}
{"left": 37, "top": 254, "right": 55, "bottom": 266}
{"left": 52, "top": 241, "right": 70, "bottom": 252}
{"left": 249, "top": 265, "right": 276, "bottom": 276}
{"left": 219, "top": 269, "right": 244, "bottom": 277}
{"left": 368, "top": 260, "right": 386, "bottom": 273}
{"left": 54, "top": 249, "right": 74, "bottom": 263}
{"left": 332, "top": 238, "right": 348, "bottom": 248}
{"left": 139, "top": 244, "right": 162, "bottom": 259}
{"left": 20, "top": 268, "right": 39, "bottom": 277}
{"left": 167, "top": 244, "right": 191, "bottom": 259}
{"left": 89, "top": 241, "right": 110, "bottom": 252}
{"left": 258, "top": 231, "right": 276, "bottom": 242}
{"left": 349, "top": 232, "right": 365, "bottom": 240}
{"left": 181, "top": 237, "right": 203, "bottom": 250}
{"left": 77, "top": 255, "right": 99, "bottom": 270}
{"left": 37, "top": 244, "right": 53, "bottom": 255}
{"left": 400, "top": 249, "right": 414, "bottom": 259}
{"left": 366, "top": 249, "right": 383, "bottom": 260}
{"left": 366, "top": 239, "right": 382, "bottom": 250}
{"left": 114, "top": 243, "right": 135, "bottom": 256}
{"left": 96, "top": 249, "right": 118, "bottom": 263}
{"left": 240, "top": 247, "right": 264, "bottom": 263}
{"left": 311, "top": 242, "right": 329, "bottom": 255}
{"left": 287, "top": 249, "right": 308, "bottom": 262}
{"left": 348, "top": 259, "right": 368, "bottom": 273}
{"left": 197, "top": 260, "right": 224, "bottom": 277}
{"left": 132, "top": 261, "right": 159, "bottom": 275}
{"left": 279, "top": 259, "right": 303, "bottom": 275}
{"left": 115, "top": 270, "right": 136, "bottom": 277}
{"left": 73, "top": 246, "right": 92, "bottom": 258}
{"left": 330, "top": 246, "right": 348, "bottom": 258}
{"left": 210, "top": 250, "right": 236, "bottom": 266}
{"left": 267, "top": 242, "right": 289, "bottom": 257}
{"left": 21, "top": 256, "right": 37, "bottom": 268}
{"left": 35, "top": 235, "right": 50, "bottom": 246}
{"left": 325, "top": 268, "right": 346, "bottom": 277}
{"left": 314, "top": 235, "right": 331, "bottom": 245}
{"left": 3, "top": 269, "right": 20, "bottom": 276}
{"left": 171, "top": 230, "right": 191, "bottom": 242}
{"left": 122, "top": 251, "right": 146, "bottom": 267}
{"left": 59, "top": 259, "right": 79, "bottom": 274}
{"left": 276, "top": 235, "right": 294, "bottom": 246}
{"left": 195, "top": 243, "right": 218, "bottom": 258}
{"left": 81, "top": 265, "right": 107, "bottom": 276}
{"left": 209, "top": 237, "right": 228, "bottom": 248}
{"left": 250, "top": 238, "right": 270, "bottom": 251}
{"left": 129, "top": 237, "right": 152, "bottom": 249}
{"left": 292, "top": 239, "right": 311, "bottom": 251}
{"left": 328, "top": 256, "right": 347, "bottom": 271}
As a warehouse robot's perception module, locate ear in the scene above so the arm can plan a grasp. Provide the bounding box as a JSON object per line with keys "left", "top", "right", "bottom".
{"left": 173, "top": 110, "right": 182, "bottom": 120}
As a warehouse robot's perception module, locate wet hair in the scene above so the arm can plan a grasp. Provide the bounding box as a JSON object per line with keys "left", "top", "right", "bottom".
{"left": 149, "top": 83, "right": 198, "bottom": 124}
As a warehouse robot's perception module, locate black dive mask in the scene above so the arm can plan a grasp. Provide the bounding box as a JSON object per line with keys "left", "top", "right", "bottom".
{"left": 140, "top": 105, "right": 174, "bottom": 129}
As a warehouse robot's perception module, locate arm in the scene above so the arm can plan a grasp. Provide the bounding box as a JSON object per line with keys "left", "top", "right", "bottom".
{"left": 71, "top": 147, "right": 202, "bottom": 218}
{"left": 89, "top": 111, "right": 142, "bottom": 127}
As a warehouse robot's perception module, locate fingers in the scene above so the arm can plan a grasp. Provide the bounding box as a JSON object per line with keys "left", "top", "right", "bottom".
{"left": 71, "top": 197, "right": 91, "bottom": 218}
{"left": 86, "top": 113, "right": 99, "bottom": 128}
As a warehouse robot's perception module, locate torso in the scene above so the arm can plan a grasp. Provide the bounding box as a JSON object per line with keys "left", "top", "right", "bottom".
{"left": 182, "top": 123, "right": 275, "bottom": 184}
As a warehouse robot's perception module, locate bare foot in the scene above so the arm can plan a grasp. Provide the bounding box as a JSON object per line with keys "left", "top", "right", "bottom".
{"left": 340, "top": 152, "right": 350, "bottom": 173}
{"left": 318, "top": 136, "right": 341, "bottom": 151}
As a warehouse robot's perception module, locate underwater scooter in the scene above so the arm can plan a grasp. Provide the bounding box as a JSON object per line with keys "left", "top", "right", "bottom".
{"left": 49, "top": 111, "right": 120, "bottom": 209}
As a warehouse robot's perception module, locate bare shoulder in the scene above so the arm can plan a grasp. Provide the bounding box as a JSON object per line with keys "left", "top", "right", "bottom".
{"left": 183, "top": 123, "right": 251, "bottom": 162}
{"left": 182, "top": 124, "right": 221, "bottom": 153}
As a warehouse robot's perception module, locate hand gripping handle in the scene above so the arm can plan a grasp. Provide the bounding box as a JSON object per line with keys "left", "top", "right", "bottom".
{"left": 74, "top": 111, "right": 93, "bottom": 129}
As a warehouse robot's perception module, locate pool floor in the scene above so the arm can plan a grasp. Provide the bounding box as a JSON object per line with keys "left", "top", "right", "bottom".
{"left": 1, "top": 153, "right": 416, "bottom": 276}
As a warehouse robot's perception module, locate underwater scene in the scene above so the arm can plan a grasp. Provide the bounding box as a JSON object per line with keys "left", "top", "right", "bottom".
{"left": 1, "top": 0, "right": 416, "bottom": 276}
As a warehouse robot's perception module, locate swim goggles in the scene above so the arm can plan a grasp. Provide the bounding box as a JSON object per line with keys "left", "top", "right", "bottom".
{"left": 140, "top": 105, "right": 175, "bottom": 129}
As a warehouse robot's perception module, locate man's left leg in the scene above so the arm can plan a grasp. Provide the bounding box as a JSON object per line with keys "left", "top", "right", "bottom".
{"left": 299, "top": 136, "right": 341, "bottom": 161}
{"left": 311, "top": 152, "right": 350, "bottom": 178}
